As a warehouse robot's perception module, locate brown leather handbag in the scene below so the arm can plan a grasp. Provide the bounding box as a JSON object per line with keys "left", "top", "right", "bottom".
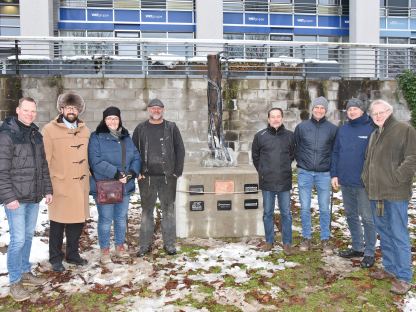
{"left": 96, "top": 179, "right": 123, "bottom": 204}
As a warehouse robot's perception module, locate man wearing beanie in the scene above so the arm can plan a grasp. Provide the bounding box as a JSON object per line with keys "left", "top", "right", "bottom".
{"left": 294, "top": 96, "right": 337, "bottom": 253}
{"left": 43, "top": 92, "right": 90, "bottom": 272}
{"left": 132, "top": 98, "right": 185, "bottom": 257}
{"left": 331, "top": 98, "right": 376, "bottom": 268}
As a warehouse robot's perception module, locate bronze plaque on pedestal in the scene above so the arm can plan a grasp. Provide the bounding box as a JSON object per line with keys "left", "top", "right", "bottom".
{"left": 214, "top": 180, "right": 235, "bottom": 194}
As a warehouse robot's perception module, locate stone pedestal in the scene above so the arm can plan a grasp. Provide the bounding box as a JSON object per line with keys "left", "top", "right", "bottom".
{"left": 176, "top": 164, "right": 264, "bottom": 238}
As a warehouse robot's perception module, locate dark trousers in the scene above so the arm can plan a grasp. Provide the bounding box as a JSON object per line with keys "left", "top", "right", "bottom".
{"left": 49, "top": 220, "right": 84, "bottom": 264}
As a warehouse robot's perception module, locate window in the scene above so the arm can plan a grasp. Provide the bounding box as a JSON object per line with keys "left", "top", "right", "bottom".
{"left": 318, "top": 36, "right": 339, "bottom": 61}
{"left": 114, "top": 0, "right": 139, "bottom": 8}
{"left": 294, "top": 35, "right": 317, "bottom": 59}
{"left": 387, "top": 0, "right": 409, "bottom": 16}
{"left": 58, "top": 30, "right": 87, "bottom": 57}
{"left": 115, "top": 31, "right": 140, "bottom": 57}
{"left": 60, "top": 0, "right": 87, "bottom": 7}
{"left": 270, "top": 34, "right": 292, "bottom": 57}
{"left": 0, "top": 16, "right": 19, "bottom": 26}
{"left": 270, "top": 0, "right": 292, "bottom": 3}
{"left": 294, "top": 0, "right": 316, "bottom": 13}
{"left": 87, "top": 0, "right": 113, "bottom": 7}
{"left": 224, "top": 33, "right": 244, "bottom": 58}
{"left": 245, "top": 34, "right": 268, "bottom": 58}
{"left": 168, "top": 32, "right": 194, "bottom": 56}
{"left": 142, "top": 32, "right": 168, "bottom": 55}
{"left": 87, "top": 31, "right": 113, "bottom": 55}
{"left": 319, "top": 0, "right": 339, "bottom": 5}
{"left": 0, "top": 5, "right": 19, "bottom": 15}
{"left": 141, "top": 0, "right": 166, "bottom": 9}
{"left": 0, "top": 26, "right": 19, "bottom": 36}
{"left": 245, "top": 0, "right": 268, "bottom": 12}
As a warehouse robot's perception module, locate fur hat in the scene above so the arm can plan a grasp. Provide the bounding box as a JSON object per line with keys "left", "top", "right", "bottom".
{"left": 312, "top": 96, "right": 329, "bottom": 111}
{"left": 56, "top": 92, "right": 86, "bottom": 115}
{"left": 346, "top": 98, "right": 366, "bottom": 112}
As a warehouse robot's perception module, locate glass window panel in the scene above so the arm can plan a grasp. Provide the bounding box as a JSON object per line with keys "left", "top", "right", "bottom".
{"left": 0, "top": 5, "right": 19, "bottom": 15}
{"left": 319, "top": 0, "right": 339, "bottom": 5}
{"left": 87, "top": 0, "right": 113, "bottom": 7}
{"left": 115, "top": 31, "right": 140, "bottom": 57}
{"left": 223, "top": 0, "right": 244, "bottom": 11}
{"left": 0, "top": 16, "right": 19, "bottom": 26}
{"left": 141, "top": 0, "right": 166, "bottom": 9}
{"left": 270, "top": 34, "right": 292, "bottom": 57}
{"left": 60, "top": 0, "right": 87, "bottom": 7}
{"left": 318, "top": 36, "right": 339, "bottom": 61}
{"left": 245, "top": 34, "right": 268, "bottom": 58}
{"left": 245, "top": 0, "right": 268, "bottom": 12}
{"left": 294, "top": 35, "right": 317, "bottom": 59}
{"left": 294, "top": 0, "right": 316, "bottom": 13}
{"left": 141, "top": 32, "right": 167, "bottom": 54}
{"left": 412, "top": 0, "right": 416, "bottom": 7}
{"left": 87, "top": 31, "right": 114, "bottom": 55}
{"left": 167, "top": 32, "right": 193, "bottom": 56}
{"left": 114, "top": 0, "right": 140, "bottom": 8}
{"left": 224, "top": 33, "right": 244, "bottom": 58}
{"left": 270, "top": 0, "right": 292, "bottom": 3}
{"left": 59, "top": 30, "right": 87, "bottom": 57}
{"left": 0, "top": 26, "right": 19, "bottom": 36}
{"left": 0, "top": 0, "right": 19, "bottom": 4}
{"left": 386, "top": 37, "right": 409, "bottom": 75}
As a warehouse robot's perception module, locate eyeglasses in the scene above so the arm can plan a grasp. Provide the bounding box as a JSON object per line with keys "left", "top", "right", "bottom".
{"left": 105, "top": 116, "right": 119, "bottom": 122}
{"left": 64, "top": 105, "right": 79, "bottom": 112}
{"left": 371, "top": 109, "right": 389, "bottom": 117}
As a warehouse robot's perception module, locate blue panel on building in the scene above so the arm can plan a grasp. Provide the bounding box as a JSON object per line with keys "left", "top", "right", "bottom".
{"left": 60, "top": 8, "right": 86, "bottom": 21}
{"left": 140, "top": 24, "right": 194, "bottom": 32}
{"left": 411, "top": 19, "right": 416, "bottom": 30}
{"left": 380, "top": 17, "right": 387, "bottom": 29}
{"left": 294, "top": 15, "right": 316, "bottom": 27}
{"left": 387, "top": 18, "right": 408, "bottom": 30}
{"left": 114, "top": 24, "right": 140, "bottom": 30}
{"left": 114, "top": 10, "right": 140, "bottom": 22}
{"left": 58, "top": 22, "right": 114, "bottom": 31}
{"left": 294, "top": 27, "right": 347, "bottom": 36}
{"left": 270, "top": 14, "right": 292, "bottom": 26}
{"left": 223, "top": 13, "right": 244, "bottom": 24}
{"left": 318, "top": 16, "right": 340, "bottom": 28}
{"left": 141, "top": 10, "right": 166, "bottom": 23}
{"left": 168, "top": 11, "right": 193, "bottom": 23}
{"left": 381, "top": 30, "right": 411, "bottom": 37}
{"left": 245, "top": 13, "right": 268, "bottom": 25}
{"left": 88, "top": 9, "right": 113, "bottom": 21}
{"left": 223, "top": 26, "right": 270, "bottom": 34}
{"left": 341, "top": 16, "right": 349, "bottom": 28}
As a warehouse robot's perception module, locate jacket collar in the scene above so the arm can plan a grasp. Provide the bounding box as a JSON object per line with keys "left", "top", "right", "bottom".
{"left": 96, "top": 121, "right": 129, "bottom": 136}
{"left": 267, "top": 124, "right": 285, "bottom": 135}
{"left": 348, "top": 113, "right": 372, "bottom": 126}
{"left": 311, "top": 116, "right": 326, "bottom": 124}
{"left": 1, "top": 116, "right": 38, "bottom": 132}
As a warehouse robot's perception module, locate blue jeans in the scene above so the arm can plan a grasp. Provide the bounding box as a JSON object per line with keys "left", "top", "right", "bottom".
{"left": 298, "top": 168, "right": 331, "bottom": 240}
{"left": 4, "top": 202, "right": 39, "bottom": 284}
{"left": 370, "top": 200, "right": 412, "bottom": 283}
{"left": 262, "top": 190, "right": 292, "bottom": 245}
{"left": 96, "top": 195, "right": 130, "bottom": 249}
{"left": 341, "top": 186, "right": 376, "bottom": 256}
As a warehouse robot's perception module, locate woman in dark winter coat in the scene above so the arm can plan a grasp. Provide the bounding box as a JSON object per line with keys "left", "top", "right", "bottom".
{"left": 88, "top": 106, "right": 141, "bottom": 264}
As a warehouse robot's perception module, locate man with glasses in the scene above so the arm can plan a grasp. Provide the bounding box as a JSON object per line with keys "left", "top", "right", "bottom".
{"left": 132, "top": 99, "right": 185, "bottom": 257}
{"left": 43, "top": 92, "right": 90, "bottom": 272}
{"left": 362, "top": 99, "right": 416, "bottom": 295}
{"left": 0, "top": 97, "right": 52, "bottom": 301}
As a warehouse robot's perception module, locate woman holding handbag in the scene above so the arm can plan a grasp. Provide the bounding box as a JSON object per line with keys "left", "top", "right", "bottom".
{"left": 88, "top": 106, "right": 141, "bottom": 264}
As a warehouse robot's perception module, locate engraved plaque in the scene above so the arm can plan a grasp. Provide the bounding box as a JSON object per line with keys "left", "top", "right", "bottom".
{"left": 217, "top": 200, "right": 232, "bottom": 211}
{"left": 190, "top": 201, "right": 204, "bottom": 211}
{"left": 244, "top": 183, "right": 258, "bottom": 194}
{"left": 189, "top": 184, "right": 204, "bottom": 195}
{"left": 214, "top": 180, "right": 235, "bottom": 194}
{"left": 244, "top": 199, "right": 258, "bottom": 209}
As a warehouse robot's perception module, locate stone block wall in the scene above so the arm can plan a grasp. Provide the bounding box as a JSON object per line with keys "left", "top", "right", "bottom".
{"left": 0, "top": 77, "right": 410, "bottom": 165}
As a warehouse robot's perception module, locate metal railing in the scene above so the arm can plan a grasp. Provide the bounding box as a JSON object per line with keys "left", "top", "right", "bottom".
{"left": 0, "top": 36, "right": 415, "bottom": 79}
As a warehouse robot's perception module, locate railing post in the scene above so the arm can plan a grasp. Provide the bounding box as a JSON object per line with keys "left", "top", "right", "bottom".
{"left": 14, "top": 40, "right": 19, "bottom": 75}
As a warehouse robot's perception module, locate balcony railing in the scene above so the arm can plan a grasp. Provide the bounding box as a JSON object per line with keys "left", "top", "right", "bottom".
{"left": 0, "top": 36, "right": 415, "bottom": 79}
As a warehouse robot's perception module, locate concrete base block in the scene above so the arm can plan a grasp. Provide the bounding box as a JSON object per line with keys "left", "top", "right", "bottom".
{"left": 176, "top": 164, "right": 264, "bottom": 238}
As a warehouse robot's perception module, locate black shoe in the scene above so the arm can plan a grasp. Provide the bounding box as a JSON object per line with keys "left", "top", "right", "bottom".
{"left": 136, "top": 247, "right": 150, "bottom": 258}
{"left": 360, "top": 256, "right": 375, "bottom": 268}
{"left": 51, "top": 262, "right": 65, "bottom": 273}
{"left": 66, "top": 257, "right": 88, "bottom": 266}
{"left": 164, "top": 246, "right": 177, "bottom": 255}
{"left": 338, "top": 248, "right": 364, "bottom": 258}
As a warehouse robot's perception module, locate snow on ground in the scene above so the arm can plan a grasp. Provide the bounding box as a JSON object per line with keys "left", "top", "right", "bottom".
{"left": 0, "top": 182, "right": 415, "bottom": 310}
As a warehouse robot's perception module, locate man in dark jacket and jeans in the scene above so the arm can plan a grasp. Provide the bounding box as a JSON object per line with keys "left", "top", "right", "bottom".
{"left": 252, "top": 108, "right": 295, "bottom": 255}
{"left": 295, "top": 96, "right": 337, "bottom": 253}
{"left": 330, "top": 98, "right": 376, "bottom": 268}
{"left": 132, "top": 99, "right": 185, "bottom": 257}
{"left": 362, "top": 99, "right": 416, "bottom": 295}
{"left": 0, "top": 97, "right": 53, "bottom": 302}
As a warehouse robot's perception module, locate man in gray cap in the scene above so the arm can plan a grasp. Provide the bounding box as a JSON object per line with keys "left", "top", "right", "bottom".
{"left": 331, "top": 98, "right": 376, "bottom": 268}
{"left": 294, "top": 96, "right": 337, "bottom": 253}
{"left": 132, "top": 99, "right": 185, "bottom": 257}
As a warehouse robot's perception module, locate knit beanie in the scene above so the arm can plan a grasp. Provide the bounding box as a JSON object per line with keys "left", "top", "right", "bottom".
{"left": 103, "top": 106, "right": 121, "bottom": 119}
{"left": 311, "top": 96, "right": 329, "bottom": 111}
{"left": 346, "top": 98, "right": 366, "bottom": 112}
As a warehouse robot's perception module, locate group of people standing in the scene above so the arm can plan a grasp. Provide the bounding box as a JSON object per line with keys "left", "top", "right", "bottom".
{"left": 0, "top": 93, "right": 184, "bottom": 302}
{"left": 253, "top": 96, "right": 416, "bottom": 296}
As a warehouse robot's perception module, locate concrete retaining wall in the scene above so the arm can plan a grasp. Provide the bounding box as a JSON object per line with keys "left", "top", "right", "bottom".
{"left": 0, "top": 77, "right": 410, "bottom": 165}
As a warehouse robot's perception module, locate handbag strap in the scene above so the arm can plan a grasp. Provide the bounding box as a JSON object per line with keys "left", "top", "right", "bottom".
{"left": 121, "top": 139, "right": 126, "bottom": 172}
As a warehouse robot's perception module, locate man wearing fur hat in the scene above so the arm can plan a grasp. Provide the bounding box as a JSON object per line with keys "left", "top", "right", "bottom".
{"left": 43, "top": 92, "right": 90, "bottom": 272}
{"left": 294, "top": 96, "right": 337, "bottom": 254}
{"left": 331, "top": 98, "right": 376, "bottom": 268}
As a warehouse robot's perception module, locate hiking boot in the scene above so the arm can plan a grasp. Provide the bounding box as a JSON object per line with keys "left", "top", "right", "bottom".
{"left": 9, "top": 281, "right": 30, "bottom": 302}
{"left": 299, "top": 239, "right": 311, "bottom": 252}
{"left": 338, "top": 248, "right": 364, "bottom": 259}
{"left": 369, "top": 269, "right": 395, "bottom": 280}
{"left": 21, "top": 272, "right": 47, "bottom": 286}
{"left": 360, "top": 256, "right": 375, "bottom": 269}
{"left": 260, "top": 243, "right": 273, "bottom": 252}
{"left": 115, "top": 245, "right": 130, "bottom": 259}
{"left": 321, "top": 240, "right": 332, "bottom": 255}
{"left": 283, "top": 244, "right": 292, "bottom": 256}
{"left": 390, "top": 279, "right": 412, "bottom": 295}
{"left": 100, "top": 248, "right": 112, "bottom": 264}
{"left": 136, "top": 247, "right": 150, "bottom": 258}
{"left": 51, "top": 262, "right": 65, "bottom": 273}
{"left": 66, "top": 257, "right": 88, "bottom": 266}
{"left": 164, "top": 246, "right": 177, "bottom": 256}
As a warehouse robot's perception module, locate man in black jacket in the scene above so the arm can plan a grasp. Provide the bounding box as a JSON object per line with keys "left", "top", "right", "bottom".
{"left": 294, "top": 96, "right": 337, "bottom": 253}
{"left": 132, "top": 99, "right": 185, "bottom": 257}
{"left": 0, "top": 97, "right": 53, "bottom": 302}
{"left": 252, "top": 108, "right": 295, "bottom": 255}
